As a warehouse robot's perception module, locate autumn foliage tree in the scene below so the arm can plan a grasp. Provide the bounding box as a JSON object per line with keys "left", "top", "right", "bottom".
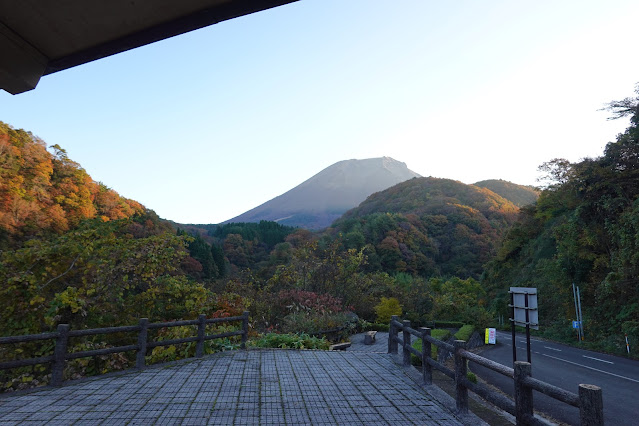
{"left": 0, "top": 122, "right": 143, "bottom": 247}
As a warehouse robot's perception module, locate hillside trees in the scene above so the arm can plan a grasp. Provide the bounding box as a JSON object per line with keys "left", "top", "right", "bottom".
{"left": 483, "top": 85, "right": 639, "bottom": 352}
{"left": 0, "top": 122, "right": 143, "bottom": 247}
{"left": 0, "top": 122, "right": 248, "bottom": 339}
{"left": 332, "top": 178, "right": 519, "bottom": 279}
{"left": 179, "top": 230, "right": 219, "bottom": 280}
{"left": 0, "top": 215, "right": 209, "bottom": 335}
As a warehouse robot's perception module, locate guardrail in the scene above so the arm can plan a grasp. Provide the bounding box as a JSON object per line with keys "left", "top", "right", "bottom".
{"left": 0, "top": 312, "right": 250, "bottom": 387}
{"left": 388, "top": 316, "right": 603, "bottom": 426}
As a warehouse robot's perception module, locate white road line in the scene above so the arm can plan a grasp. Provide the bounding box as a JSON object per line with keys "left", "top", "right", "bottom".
{"left": 541, "top": 353, "right": 638, "bottom": 383}
{"left": 583, "top": 355, "right": 614, "bottom": 365}
{"left": 544, "top": 346, "right": 562, "bottom": 352}
{"left": 517, "top": 339, "right": 543, "bottom": 344}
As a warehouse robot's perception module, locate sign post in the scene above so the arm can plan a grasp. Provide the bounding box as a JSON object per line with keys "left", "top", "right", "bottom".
{"left": 509, "top": 287, "right": 539, "bottom": 364}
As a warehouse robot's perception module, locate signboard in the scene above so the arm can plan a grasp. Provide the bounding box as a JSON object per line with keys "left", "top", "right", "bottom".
{"left": 572, "top": 321, "right": 581, "bottom": 329}
{"left": 509, "top": 287, "right": 539, "bottom": 330}
{"left": 485, "top": 328, "right": 497, "bottom": 344}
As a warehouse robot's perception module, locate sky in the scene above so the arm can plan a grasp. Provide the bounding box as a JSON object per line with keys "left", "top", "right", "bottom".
{"left": 2, "top": 0, "right": 639, "bottom": 224}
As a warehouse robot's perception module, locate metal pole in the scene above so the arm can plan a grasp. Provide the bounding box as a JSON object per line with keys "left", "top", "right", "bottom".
{"left": 510, "top": 291, "right": 516, "bottom": 363}
{"left": 572, "top": 283, "right": 581, "bottom": 341}
{"left": 525, "top": 293, "right": 531, "bottom": 364}
{"left": 577, "top": 286, "right": 584, "bottom": 340}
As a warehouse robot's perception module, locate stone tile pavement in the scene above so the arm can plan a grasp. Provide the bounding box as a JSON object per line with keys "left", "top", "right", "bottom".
{"left": 346, "top": 331, "right": 389, "bottom": 353}
{"left": 0, "top": 349, "right": 464, "bottom": 425}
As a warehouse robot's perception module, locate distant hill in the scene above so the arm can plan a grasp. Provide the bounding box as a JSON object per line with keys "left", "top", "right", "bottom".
{"left": 473, "top": 179, "right": 539, "bottom": 207}
{"left": 225, "top": 157, "right": 420, "bottom": 229}
{"left": 332, "top": 177, "right": 520, "bottom": 278}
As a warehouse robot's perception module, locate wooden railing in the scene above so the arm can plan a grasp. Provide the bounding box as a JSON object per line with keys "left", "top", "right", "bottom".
{"left": 0, "top": 312, "right": 250, "bottom": 387}
{"left": 388, "top": 316, "right": 604, "bottom": 426}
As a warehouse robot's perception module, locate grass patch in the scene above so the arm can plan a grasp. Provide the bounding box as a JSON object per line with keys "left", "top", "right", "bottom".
{"left": 454, "top": 324, "right": 475, "bottom": 342}
{"left": 411, "top": 329, "right": 451, "bottom": 365}
{"left": 424, "top": 320, "right": 465, "bottom": 329}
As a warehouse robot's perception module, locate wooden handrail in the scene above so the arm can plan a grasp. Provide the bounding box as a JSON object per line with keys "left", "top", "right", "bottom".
{"left": 0, "top": 311, "right": 250, "bottom": 387}
{"left": 388, "top": 317, "right": 603, "bottom": 426}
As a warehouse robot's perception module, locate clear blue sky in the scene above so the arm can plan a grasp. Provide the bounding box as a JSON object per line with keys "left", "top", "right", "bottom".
{"left": 1, "top": 0, "right": 638, "bottom": 224}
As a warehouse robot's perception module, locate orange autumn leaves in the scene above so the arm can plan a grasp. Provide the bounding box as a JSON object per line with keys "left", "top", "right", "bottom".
{"left": 0, "top": 122, "right": 143, "bottom": 243}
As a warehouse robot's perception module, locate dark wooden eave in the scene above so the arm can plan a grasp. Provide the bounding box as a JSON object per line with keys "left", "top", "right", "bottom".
{"left": 0, "top": 0, "right": 298, "bottom": 95}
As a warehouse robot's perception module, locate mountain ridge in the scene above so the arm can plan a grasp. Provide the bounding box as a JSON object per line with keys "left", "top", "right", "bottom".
{"left": 225, "top": 157, "right": 421, "bottom": 229}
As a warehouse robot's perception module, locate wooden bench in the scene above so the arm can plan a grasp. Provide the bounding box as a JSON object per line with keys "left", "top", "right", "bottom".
{"left": 364, "top": 330, "right": 377, "bottom": 345}
{"left": 329, "top": 342, "right": 351, "bottom": 351}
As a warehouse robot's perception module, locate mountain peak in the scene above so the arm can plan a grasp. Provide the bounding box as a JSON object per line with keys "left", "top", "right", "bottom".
{"left": 225, "top": 157, "right": 420, "bottom": 229}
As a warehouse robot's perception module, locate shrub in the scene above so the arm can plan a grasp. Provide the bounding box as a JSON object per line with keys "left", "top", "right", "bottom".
{"left": 280, "top": 311, "right": 349, "bottom": 334}
{"left": 374, "top": 297, "right": 402, "bottom": 324}
{"left": 147, "top": 324, "right": 240, "bottom": 364}
{"left": 277, "top": 289, "right": 347, "bottom": 314}
{"left": 424, "top": 320, "right": 464, "bottom": 329}
{"left": 370, "top": 322, "right": 390, "bottom": 332}
{"left": 454, "top": 324, "right": 475, "bottom": 342}
{"left": 250, "top": 333, "right": 330, "bottom": 350}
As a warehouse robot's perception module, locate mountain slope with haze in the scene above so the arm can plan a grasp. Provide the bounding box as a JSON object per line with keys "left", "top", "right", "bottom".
{"left": 225, "top": 157, "right": 420, "bottom": 229}
{"left": 473, "top": 179, "right": 539, "bottom": 207}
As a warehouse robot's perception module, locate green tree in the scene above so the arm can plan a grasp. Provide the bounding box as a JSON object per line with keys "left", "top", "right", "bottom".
{"left": 374, "top": 297, "right": 403, "bottom": 323}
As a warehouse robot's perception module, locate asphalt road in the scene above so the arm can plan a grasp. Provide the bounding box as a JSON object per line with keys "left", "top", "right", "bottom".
{"left": 471, "top": 330, "right": 639, "bottom": 425}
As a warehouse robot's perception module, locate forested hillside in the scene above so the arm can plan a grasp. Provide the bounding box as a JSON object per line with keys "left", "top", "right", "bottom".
{"left": 473, "top": 179, "right": 539, "bottom": 207}
{"left": 0, "top": 122, "right": 144, "bottom": 248}
{"left": 0, "top": 123, "right": 236, "bottom": 338}
{"left": 332, "top": 177, "right": 519, "bottom": 278}
{"left": 483, "top": 86, "right": 639, "bottom": 353}
{"left": 0, "top": 122, "right": 253, "bottom": 390}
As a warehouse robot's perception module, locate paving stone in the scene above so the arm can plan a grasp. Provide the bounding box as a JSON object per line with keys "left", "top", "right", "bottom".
{"left": 0, "top": 349, "right": 463, "bottom": 425}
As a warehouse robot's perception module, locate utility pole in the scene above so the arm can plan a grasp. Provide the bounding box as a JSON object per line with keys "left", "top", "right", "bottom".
{"left": 577, "top": 286, "right": 584, "bottom": 340}
{"left": 572, "top": 283, "right": 582, "bottom": 341}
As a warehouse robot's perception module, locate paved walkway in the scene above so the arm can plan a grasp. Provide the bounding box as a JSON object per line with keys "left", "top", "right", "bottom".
{"left": 347, "top": 331, "right": 389, "bottom": 353}
{"left": 0, "top": 349, "right": 463, "bottom": 425}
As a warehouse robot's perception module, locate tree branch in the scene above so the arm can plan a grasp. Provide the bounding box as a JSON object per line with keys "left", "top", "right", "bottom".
{"left": 40, "top": 254, "right": 80, "bottom": 289}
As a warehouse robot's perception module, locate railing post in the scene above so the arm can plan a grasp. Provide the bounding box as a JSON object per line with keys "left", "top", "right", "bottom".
{"left": 579, "top": 384, "right": 603, "bottom": 426}
{"left": 421, "top": 327, "right": 432, "bottom": 385}
{"left": 136, "top": 318, "right": 148, "bottom": 369}
{"left": 402, "top": 320, "right": 411, "bottom": 366}
{"left": 241, "top": 311, "right": 249, "bottom": 349}
{"left": 51, "top": 324, "right": 69, "bottom": 386}
{"left": 454, "top": 340, "right": 468, "bottom": 415}
{"left": 514, "top": 361, "right": 533, "bottom": 424}
{"left": 388, "top": 315, "right": 399, "bottom": 354}
{"left": 196, "top": 314, "right": 206, "bottom": 358}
